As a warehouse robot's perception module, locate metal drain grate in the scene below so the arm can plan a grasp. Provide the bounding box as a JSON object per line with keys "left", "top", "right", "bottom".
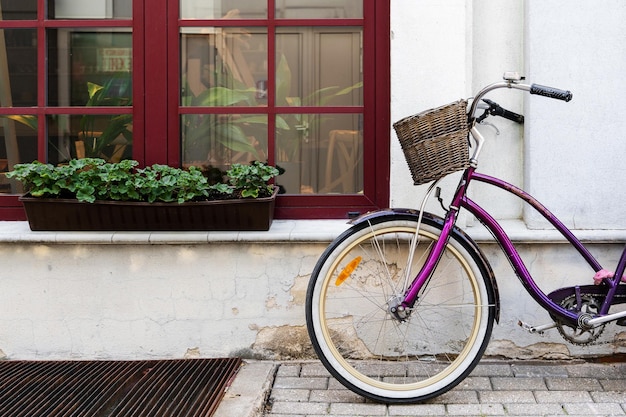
{"left": 0, "top": 358, "right": 242, "bottom": 417}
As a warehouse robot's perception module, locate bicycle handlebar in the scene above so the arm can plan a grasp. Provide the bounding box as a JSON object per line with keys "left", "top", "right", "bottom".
{"left": 468, "top": 75, "right": 573, "bottom": 123}
{"left": 530, "top": 84, "right": 573, "bottom": 102}
{"left": 467, "top": 74, "right": 573, "bottom": 163}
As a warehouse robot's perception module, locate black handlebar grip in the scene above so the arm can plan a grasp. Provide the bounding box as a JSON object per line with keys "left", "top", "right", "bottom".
{"left": 530, "top": 84, "right": 573, "bottom": 102}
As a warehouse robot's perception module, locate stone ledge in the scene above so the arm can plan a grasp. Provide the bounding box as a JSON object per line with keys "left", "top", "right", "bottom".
{"left": 0, "top": 219, "right": 624, "bottom": 245}
{"left": 0, "top": 220, "right": 351, "bottom": 244}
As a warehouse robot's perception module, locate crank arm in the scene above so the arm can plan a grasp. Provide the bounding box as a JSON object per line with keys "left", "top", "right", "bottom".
{"left": 584, "top": 309, "right": 626, "bottom": 327}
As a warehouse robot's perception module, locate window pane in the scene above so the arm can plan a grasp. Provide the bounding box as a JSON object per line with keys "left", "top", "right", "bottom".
{"left": 47, "top": 29, "right": 132, "bottom": 107}
{"left": 47, "top": 114, "right": 132, "bottom": 164}
{"left": 181, "top": 28, "right": 267, "bottom": 107}
{"left": 0, "top": 0, "right": 37, "bottom": 20}
{"left": 0, "top": 115, "right": 37, "bottom": 194}
{"left": 180, "top": 0, "right": 266, "bottom": 19}
{"left": 0, "top": 29, "right": 37, "bottom": 107}
{"left": 49, "top": 0, "right": 132, "bottom": 19}
{"left": 182, "top": 114, "right": 267, "bottom": 171}
{"left": 276, "top": 0, "right": 363, "bottom": 19}
{"left": 276, "top": 113, "right": 362, "bottom": 194}
{"left": 276, "top": 27, "right": 363, "bottom": 107}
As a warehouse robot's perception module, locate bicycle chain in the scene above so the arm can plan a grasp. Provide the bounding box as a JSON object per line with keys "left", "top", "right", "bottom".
{"left": 555, "top": 293, "right": 606, "bottom": 346}
{"left": 548, "top": 284, "right": 626, "bottom": 347}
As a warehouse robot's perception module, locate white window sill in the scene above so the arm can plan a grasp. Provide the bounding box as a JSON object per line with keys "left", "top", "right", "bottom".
{"left": 0, "top": 220, "right": 352, "bottom": 244}
{"left": 0, "top": 219, "right": 623, "bottom": 245}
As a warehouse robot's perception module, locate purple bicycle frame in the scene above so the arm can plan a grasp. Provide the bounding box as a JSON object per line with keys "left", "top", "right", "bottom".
{"left": 404, "top": 166, "right": 626, "bottom": 323}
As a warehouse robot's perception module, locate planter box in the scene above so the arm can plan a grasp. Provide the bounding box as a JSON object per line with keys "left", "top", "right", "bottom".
{"left": 19, "top": 188, "right": 277, "bottom": 232}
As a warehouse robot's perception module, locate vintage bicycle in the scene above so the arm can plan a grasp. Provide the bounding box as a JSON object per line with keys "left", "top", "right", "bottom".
{"left": 305, "top": 73, "right": 626, "bottom": 403}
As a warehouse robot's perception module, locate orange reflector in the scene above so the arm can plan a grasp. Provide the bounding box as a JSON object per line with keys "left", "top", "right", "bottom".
{"left": 335, "top": 256, "right": 362, "bottom": 286}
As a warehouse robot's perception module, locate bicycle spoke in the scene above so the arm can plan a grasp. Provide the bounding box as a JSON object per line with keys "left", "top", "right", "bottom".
{"left": 307, "top": 216, "right": 495, "bottom": 402}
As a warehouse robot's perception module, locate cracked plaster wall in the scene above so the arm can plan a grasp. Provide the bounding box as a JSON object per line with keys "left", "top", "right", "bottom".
{"left": 0, "top": 242, "right": 322, "bottom": 360}
{"left": 0, "top": 241, "right": 624, "bottom": 361}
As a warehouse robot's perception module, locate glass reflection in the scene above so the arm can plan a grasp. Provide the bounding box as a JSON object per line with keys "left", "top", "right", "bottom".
{"left": 276, "top": 27, "right": 363, "bottom": 107}
{"left": 47, "top": 29, "right": 132, "bottom": 107}
{"left": 180, "top": 0, "right": 266, "bottom": 19}
{"left": 276, "top": 0, "right": 363, "bottom": 19}
{"left": 181, "top": 114, "right": 267, "bottom": 171}
{"left": 0, "top": 115, "right": 37, "bottom": 194}
{"left": 0, "top": 29, "right": 37, "bottom": 107}
{"left": 0, "top": 0, "right": 37, "bottom": 20}
{"left": 47, "top": 114, "right": 133, "bottom": 164}
{"left": 181, "top": 29, "right": 267, "bottom": 107}
{"left": 49, "top": 0, "right": 132, "bottom": 19}
{"left": 276, "top": 113, "right": 362, "bottom": 195}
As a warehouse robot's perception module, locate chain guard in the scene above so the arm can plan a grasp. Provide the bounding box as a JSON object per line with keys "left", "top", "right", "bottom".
{"left": 548, "top": 284, "right": 626, "bottom": 346}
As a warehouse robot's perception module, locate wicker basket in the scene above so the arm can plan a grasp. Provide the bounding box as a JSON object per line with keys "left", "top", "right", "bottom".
{"left": 394, "top": 100, "right": 470, "bottom": 185}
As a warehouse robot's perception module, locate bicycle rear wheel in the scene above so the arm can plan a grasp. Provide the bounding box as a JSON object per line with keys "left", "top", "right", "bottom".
{"left": 306, "top": 213, "right": 496, "bottom": 403}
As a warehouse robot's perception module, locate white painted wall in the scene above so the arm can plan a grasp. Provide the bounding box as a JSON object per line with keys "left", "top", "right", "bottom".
{"left": 524, "top": 1, "right": 626, "bottom": 230}
{"left": 390, "top": 0, "right": 471, "bottom": 214}
{"left": 0, "top": 236, "right": 624, "bottom": 360}
{"left": 390, "top": 0, "right": 626, "bottom": 231}
{"left": 0, "top": 240, "right": 326, "bottom": 360}
{"left": 468, "top": 0, "right": 524, "bottom": 221}
{"left": 390, "top": 0, "right": 528, "bottom": 224}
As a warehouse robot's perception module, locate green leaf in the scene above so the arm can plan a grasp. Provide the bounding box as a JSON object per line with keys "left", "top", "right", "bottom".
{"left": 76, "top": 184, "right": 96, "bottom": 203}
{"left": 232, "top": 115, "right": 268, "bottom": 126}
{"left": 241, "top": 188, "right": 258, "bottom": 198}
{"left": 275, "top": 116, "right": 290, "bottom": 130}
{"left": 276, "top": 54, "right": 292, "bottom": 106}
{"left": 285, "top": 96, "right": 301, "bottom": 107}
{"left": 87, "top": 82, "right": 104, "bottom": 101}
{"left": 198, "top": 87, "right": 250, "bottom": 106}
{"left": 336, "top": 81, "right": 363, "bottom": 95}
{"left": 213, "top": 124, "right": 259, "bottom": 156}
{"left": 3, "top": 115, "right": 38, "bottom": 130}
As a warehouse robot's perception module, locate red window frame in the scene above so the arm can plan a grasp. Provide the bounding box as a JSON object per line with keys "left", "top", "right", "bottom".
{"left": 0, "top": 0, "right": 142, "bottom": 219}
{"left": 0, "top": 0, "right": 389, "bottom": 220}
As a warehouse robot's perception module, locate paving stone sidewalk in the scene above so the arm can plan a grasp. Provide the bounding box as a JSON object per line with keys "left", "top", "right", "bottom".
{"left": 262, "top": 360, "right": 626, "bottom": 417}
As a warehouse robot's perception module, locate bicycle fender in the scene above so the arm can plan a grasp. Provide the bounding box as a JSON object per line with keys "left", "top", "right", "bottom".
{"left": 348, "top": 208, "right": 420, "bottom": 225}
{"left": 350, "top": 208, "right": 501, "bottom": 323}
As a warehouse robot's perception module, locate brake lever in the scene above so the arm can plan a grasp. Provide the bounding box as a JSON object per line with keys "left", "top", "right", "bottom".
{"left": 475, "top": 100, "right": 502, "bottom": 134}
{"left": 475, "top": 99, "right": 499, "bottom": 124}
{"left": 482, "top": 99, "right": 525, "bottom": 124}
{"left": 476, "top": 108, "right": 491, "bottom": 124}
{"left": 483, "top": 99, "right": 500, "bottom": 115}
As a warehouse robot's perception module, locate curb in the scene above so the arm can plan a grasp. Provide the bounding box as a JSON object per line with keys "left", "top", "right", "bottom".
{"left": 214, "top": 360, "right": 278, "bottom": 417}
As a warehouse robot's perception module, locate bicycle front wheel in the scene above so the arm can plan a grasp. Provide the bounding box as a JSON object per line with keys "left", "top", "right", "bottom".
{"left": 306, "top": 214, "right": 496, "bottom": 403}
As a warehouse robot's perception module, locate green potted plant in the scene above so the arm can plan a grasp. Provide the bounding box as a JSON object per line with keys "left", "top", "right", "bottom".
{"left": 7, "top": 158, "right": 280, "bottom": 231}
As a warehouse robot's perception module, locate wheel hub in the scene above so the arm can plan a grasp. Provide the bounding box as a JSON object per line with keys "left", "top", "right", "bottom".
{"left": 388, "top": 296, "right": 411, "bottom": 321}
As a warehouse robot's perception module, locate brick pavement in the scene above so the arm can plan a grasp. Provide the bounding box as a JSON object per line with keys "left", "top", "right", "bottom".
{"left": 262, "top": 360, "right": 626, "bottom": 417}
